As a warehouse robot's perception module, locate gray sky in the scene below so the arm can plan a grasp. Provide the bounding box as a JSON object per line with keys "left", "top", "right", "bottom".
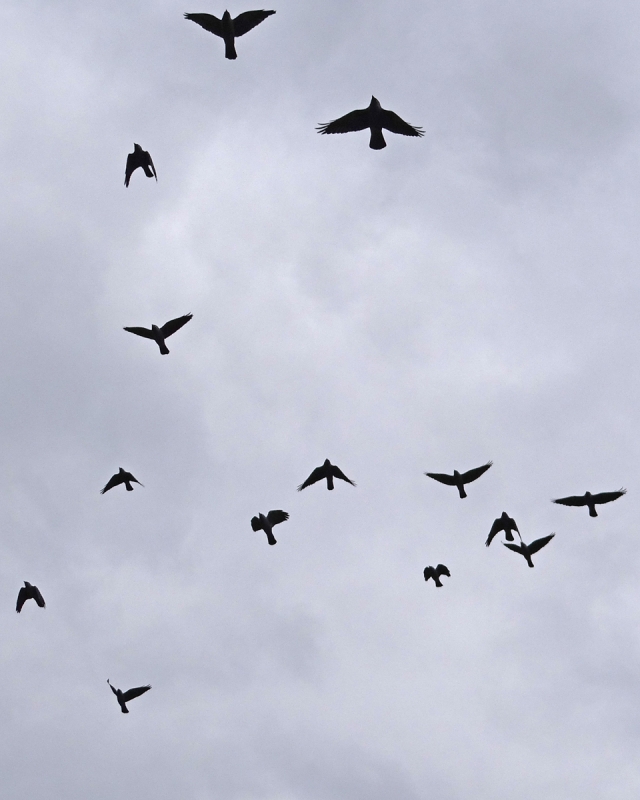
{"left": 1, "top": 0, "right": 640, "bottom": 797}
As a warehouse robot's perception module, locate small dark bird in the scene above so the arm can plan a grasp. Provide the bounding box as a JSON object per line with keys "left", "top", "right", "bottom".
{"left": 552, "top": 489, "right": 626, "bottom": 518}
{"left": 125, "top": 144, "right": 157, "bottom": 187}
{"left": 251, "top": 510, "right": 289, "bottom": 545}
{"left": 184, "top": 9, "right": 275, "bottom": 59}
{"left": 107, "top": 680, "right": 151, "bottom": 714}
{"left": 298, "top": 459, "right": 356, "bottom": 491}
{"left": 16, "top": 581, "right": 45, "bottom": 613}
{"left": 425, "top": 462, "right": 492, "bottom": 499}
{"left": 486, "top": 512, "right": 519, "bottom": 547}
{"left": 503, "top": 534, "right": 555, "bottom": 568}
{"left": 101, "top": 467, "right": 143, "bottom": 494}
{"left": 317, "top": 96, "right": 424, "bottom": 150}
{"left": 124, "top": 313, "right": 193, "bottom": 355}
{"left": 423, "top": 564, "right": 451, "bottom": 587}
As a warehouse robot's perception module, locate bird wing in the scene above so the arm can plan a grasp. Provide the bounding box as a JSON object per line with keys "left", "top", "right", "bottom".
{"left": 123, "top": 472, "right": 143, "bottom": 486}
{"left": 317, "top": 109, "right": 370, "bottom": 135}
{"left": 251, "top": 516, "right": 263, "bottom": 531}
{"left": 503, "top": 542, "right": 524, "bottom": 555}
{"left": 435, "top": 564, "right": 450, "bottom": 578}
{"left": 423, "top": 567, "right": 434, "bottom": 581}
{"left": 527, "top": 534, "right": 555, "bottom": 555}
{"left": 485, "top": 517, "right": 503, "bottom": 547}
{"left": 143, "top": 150, "right": 157, "bottom": 181}
{"left": 266, "top": 510, "right": 289, "bottom": 526}
{"left": 592, "top": 489, "right": 627, "bottom": 505}
{"left": 233, "top": 9, "right": 276, "bottom": 36}
{"left": 378, "top": 110, "right": 424, "bottom": 137}
{"left": 16, "top": 587, "right": 28, "bottom": 613}
{"left": 124, "top": 153, "right": 138, "bottom": 187}
{"left": 101, "top": 473, "right": 124, "bottom": 494}
{"left": 32, "top": 586, "right": 45, "bottom": 608}
{"left": 107, "top": 679, "right": 119, "bottom": 697}
{"left": 184, "top": 13, "right": 223, "bottom": 36}
{"left": 297, "top": 466, "right": 327, "bottom": 491}
{"left": 552, "top": 495, "right": 587, "bottom": 507}
{"left": 506, "top": 515, "right": 519, "bottom": 532}
{"left": 121, "top": 685, "right": 151, "bottom": 702}
{"left": 424, "top": 472, "right": 456, "bottom": 486}
{"left": 123, "top": 326, "right": 155, "bottom": 339}
{"left": 160, "top": 313, "right": 193, "bottom": 338}
{"left": 460, "top": 462, "right": 493, "bottom": 484}
{"left": 331, "top": 465, "right": 356, "bottom": 486}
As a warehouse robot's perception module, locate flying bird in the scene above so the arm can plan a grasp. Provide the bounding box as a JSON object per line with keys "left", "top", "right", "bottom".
{"left": 124, "top": 313, "right": 193, "bottom": 355}
{"left": 423, "top": 564, "right": 451, "bottom": 587}
{"left": 251, "top": 510, "right": 289, "bottom": 545}
{"left": 552, "top": 489, "right": 626, "bottom": 518}
{"left": 184, "top": 9, "right": 275, "bottom": 59}
{"left": 16, "top": 582, "right": 45, "bottom": 613}
{"left": 101, "top": 467, "right": 143, "bottom": 494}
{"left": 425, "top": 462, "right": 492, "bottom": 499}
{"left": 125, "top": 143, "right": 157, "bottom": 187}
{"left": 317, "top": 96, "right": 424, "bottom": 150}
{"left": 107, "top": 680, "right": 151, "bottom": 714}
{"left": 297, "top": 459, "right": 356, "bottom": 491}
{"left": 503, "top": 534, "right": 555, "bottom": 568}
{"left": 486, "top": 512, "right": 519, "bottom": 547}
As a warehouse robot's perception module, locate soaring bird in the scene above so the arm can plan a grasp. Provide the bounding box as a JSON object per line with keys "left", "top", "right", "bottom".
{"left": 423, "top": 564, "right": 451, "bottom": 587}
{"left": 298, "top": 459, "right": 356, "bottom": 491}
{"left": 552, "top": 489, "right": 626, "bottom": 518}
{"left": 16, "top": 582, "right": 46, "bottom": 613}
{"left": 425, "top": 462, "right": 492, "bottom": 499}
{"left": 107, "top": 680, "right": 151, "bottom": 714}
{"left": 125, "top": 144, "right": 157, "bottom": 187}
{"left": 486, "top": 512, "right": 519, "bottom": 547}
{"left": 124, "top": 313, "right": 193, "bottom": 355}
{"left": 503, "top": 534, "right": 555, "bottom": 568}
{"left": 251, "top": 510, "right": 289, "bottom": 545}
{"left": 101, "top": 467, "right": 143, "bottom": 494}
{"left": 317, "top": 96, "right": 424, "bottom": 150}
{"left": 184, "top": 9, "right": 275, "bottom": 59}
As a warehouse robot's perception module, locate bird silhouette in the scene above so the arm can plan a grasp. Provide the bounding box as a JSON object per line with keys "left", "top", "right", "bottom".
{"left": 503, "top": 534, "right": 555, "bottom": 568}
{"left": 298, "top": 459, "right": 356, "bottom": 491}
{"left": 317, "top": 96, "right": 424, "bottom": 150}
{"left": 184, "top": 9, "right": 275, "bottom": 59}
{"left": 124, "top": 313, "right": 193, "bottom": 355}
{"left": 16, "top": 581, "right": 45, "bottom": 613}
{"left": 486, "top": 512, "right": 519, "bottom": 547}
{"left": 251, "top": 510, "right": 289, "bottom": 545}
{"left": 552, "top": 489, "right": 626, "bottom": 517}
{"left": 101, "top": 467, "right": 143, "bottom": 494}
{"left": 107, "top": 680, "right": 151, "bottom": 714}
{"left": 125, "top": 144, "right": 157, "bottom": 187}
{"left": 423, "top": 564, "right": 451, "bottom": 587}
{"left": 425, "top": 462, "right": 492, "bottom": 498}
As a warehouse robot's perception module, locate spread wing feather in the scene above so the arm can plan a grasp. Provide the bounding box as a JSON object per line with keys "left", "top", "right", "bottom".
{"left": 16, "top": 587, "right": 28, "bottom": 613}
{"left": 379, "top": 110, "right": 424, "bottom": 137}
{"left": 161, "top": 313, "right": 193, "bottom": 338}
{"left": 592, "top": 489, "right": 626, "bottom": 505}
{"left": 123, "top": 326, "right": 155, "bottom": 339}
{"left": 266, "top": 510, "right": 289, "bottom": 526}
{"left": 107, "top": 680, "right": 119, "bottom": 697}
{"left": 331, "top": 465, "right": 356, "bottom": 486}
{"left": 233, "top": 9, "right": 276, "bottom": 36}
{"left": 527, "top": 534, "right": 555, "bottom": 555}
{"left": 552, "top": 495, "right": 587, "bottom": 507}
{"left": 503, "top": 542, "right": 524, "bottom": 555}
{"left": 461, "top": 462, "right": 493, "bottom": 484}
{"left": 184, "top": 13, "right": 223, "bottom": 36}
{"left": 317, "top": 110, "right": 370, "bottom": 135}
{"left": 251, "top": 516, "right": 263, "bottom": 532}
{"left": 424, "top": 472, "right": 456, "bottom": 485}
{"left": 121, "top": 685, "right": 151, "bottom": 703}
{"left": 486, "top": 517, "right": 503, "bottom": 547}
{"left": 32, "top": 587, "right": 46, "bottom": 607}
{"left": 101, "top": 473, "right": 124, "bottom": 494}
{"left": 435, "top": 564, "right": 450, "bottom": 578}
{"left": 298, "top": 466, "right": 327, "bottom": 491}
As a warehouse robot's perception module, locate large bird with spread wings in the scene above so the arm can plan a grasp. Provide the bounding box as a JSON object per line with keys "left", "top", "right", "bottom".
{"left": 552, "top": 489, "right": 626, "bottom": 518}
{"left": 125, "top": 144, "right": 157, "bottom": 187}
{"left": 124, "top": 313, "right": 193, "bottom": 355}
{"left": 423, "top": 564, "right": 451, "bottom": 587}
{"left": 184, "top": 9, "right": 275, "bottom": 59}
{"left": 317, "top": 96, "right": 424, "bottom": 150}
{"left": 503, "top": 535, "right": 555, "bottom": 568}
{"left": 251, "top": 510, "right": 289, "bottom": 545}
{"left": 486, "top": 512, "right": 519, "bottom": 547}
{"left": 298, "top": 459, "right": 356, "bottom": 492}
{"left": 16, "top": 582, "right": 46, "bottom": 613}
{"left": 425, "top": 461, "right": 492, "bottom": 499}
{"left": 101, "top": 467, "right": 143, "bottom": 494}
{"left": 107, "top": 680, "right": 151, "bottom": 714}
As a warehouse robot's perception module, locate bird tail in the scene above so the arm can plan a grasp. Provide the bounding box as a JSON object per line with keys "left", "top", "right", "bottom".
{"left": 143, "top": 166, "right": 154, "bottom": 178}
{"left": 159, "top": 341, "right": 170, "bottom": 355}
{"left": 369, "top": 129, "right": 386, "bottom": 150}
{"left": 266, "top": 530, "right": 277, "bottom": 546}
{"left": 121, "top": 706, "right": 129, "bottom": 713}
{"left": 505, "top": 531, "right": 514, "bottom": 541}
{"left": 124, "top": 481, "right": 134, "bottom": 491}
{"left": 589, "top": 505, "right": 598, "bottom": 517}
{"left": 457, "top": 485, "right": 467, "bottom": 499}
{"left": 327, "top": 475, "right": 334, "bottom": 490}
{"left": 225, "top": 40, "right": 237, "bottom": 59}
{"left": 434, "top": 577, "right": 443, "bottom": 587}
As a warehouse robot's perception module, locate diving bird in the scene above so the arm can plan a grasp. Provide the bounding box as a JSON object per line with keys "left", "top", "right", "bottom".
{"left": 486, "top": 512, "right": 519, "bottom": 547}
{"left": 423, "top": 564, "right": 450, "bottom": 587}
{"left": 251, "top": 510, "right": 289, "bottom": 545}
{"left": 101, "top": 468, "right": 143, "bottom": 494}
{"left": 124, "top": 313, "right": 193, "bottom": 355}
{"left": 16, "top": 582, "right": 45, "bottom": 613}
{"left": 552, "top": 489, "right": 626, "bottom": 518}
{"left": 297, "top": 459, "right": 356, "bottom": 491}
{"left": 425, "top": 462, "right": 492, "bottom": 498}
{"left": 184, "top": 9, "right": 275, "bottom": 59}
{"left": 125, "top": 144, "right": 157, "bottom": 187}
{"left": 503, "top": 534, "right": 555, "bottom": 568}
{"left": 107, "top": 680, "right": 151, "bottom": 714}
{"left": 317, "top": 96, "right": 424, "bottom": 150}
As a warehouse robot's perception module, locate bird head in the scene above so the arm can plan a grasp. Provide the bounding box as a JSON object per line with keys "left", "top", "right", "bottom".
{"left": 323, "top": 459, "right": 331, "bottom": 467}
{"left": 585, "top": 491, "right": 592, "bottom": 498}
{"left": 133, "top": 143, "right": 142, "bottom": 151}
{"left": 118, "top": 467, "right": 125, "bottom": 474}
{"left": 223, "top": 10, "right": 231, "bottom": 21}
{"left": 453, "top": 470, "right": 461, "bottom": 478}
{"left": 24, "top": 581, "right": 32, "bottom": 588}
{"left": 369, "top": 96, "right": 381, "bottom": 109}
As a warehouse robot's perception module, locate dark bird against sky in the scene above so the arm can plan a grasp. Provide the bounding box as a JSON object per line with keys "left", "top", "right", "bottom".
{"left": 16, "top": 582, "right": 45, "bottom": 613}
{"left": 425, "top": 461, "right": 492, "bottom": 499}
{"left": 107, "top": 680, "right": 151, "bottom": 714}
{"left": 124, "top": 313, "right": 193, "bottom": 355}
{"left": 552, "top": 489, "right": 626, "bottom": 517}
{"left": 423, "top": 564, "right": 451, "bottom": 587}
{"left": 251, "top": 510, "right": 289, "bottom": 545}
{"left": 124, "top": 143, "right": 157, "bottom": 187}
{"left": 184, "top": 9, "right": 275, "bottom": 59}
{"left": 297, "top": 459, "right": 356, "bottom": 491}
{"left": 317, "top": 96, "right": 424, "bottom": 150}
{"left": 503, "top": 534, "right": 555, "bottom": 568}
{"left": 486, "top": 512, "right": 519, "bottom": 547}
{"left": 101, "top": 467, "right": 143, "bottom": 494}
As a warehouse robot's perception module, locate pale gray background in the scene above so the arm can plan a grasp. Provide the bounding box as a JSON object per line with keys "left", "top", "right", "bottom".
{"left": 0, "top": 1, "right": 639, "bottom": 798}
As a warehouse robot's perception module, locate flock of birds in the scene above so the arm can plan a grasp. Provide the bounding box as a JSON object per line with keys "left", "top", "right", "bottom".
{"left": 14, "top": 7, "right": 628, "bottom": 717}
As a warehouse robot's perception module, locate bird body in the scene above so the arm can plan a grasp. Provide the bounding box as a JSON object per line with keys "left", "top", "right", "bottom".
{"left": 184, "top": 9, "right": 276, "bottom": 59}
{"left": 101, "top": 467, "right": 143, "bottom": 494}
{"left": 125, "top": 144, "right": 157, "bottom": 187}
{"left": 425, "top": 462, "right": 492, "bottom": 498}
{"left": 107, "top": 680, "right": 151, "bottom": 713}
{"left": 297, "top": 459, "right": 356, "bottom": 491}
{"left": 423, "top": 564, "right": 450, "bottom": 587}
{"left": 317, "top": 96, "right": 424, "bottom": 150}
{"left": 486, "top": 511, "right": 519, "bottom": 547}
{"left": 251, "top": 510, "right": 289, "bottom": 545}
{"left": 124, "top": 313, "right": 193, "bottom": 355}
{"left": 503, "top": 534, "right": 555, "bottom": 568}
{"left": 552, "top": 489, "right": 626, "bottom": 517}
{"left": 16, "top": 581, "right": 46, "bottom": 613}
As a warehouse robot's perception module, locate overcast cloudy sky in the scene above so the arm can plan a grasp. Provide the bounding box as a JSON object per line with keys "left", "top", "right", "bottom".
{"left": 1, "top": 0, "right": 640, "bottom": 798}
